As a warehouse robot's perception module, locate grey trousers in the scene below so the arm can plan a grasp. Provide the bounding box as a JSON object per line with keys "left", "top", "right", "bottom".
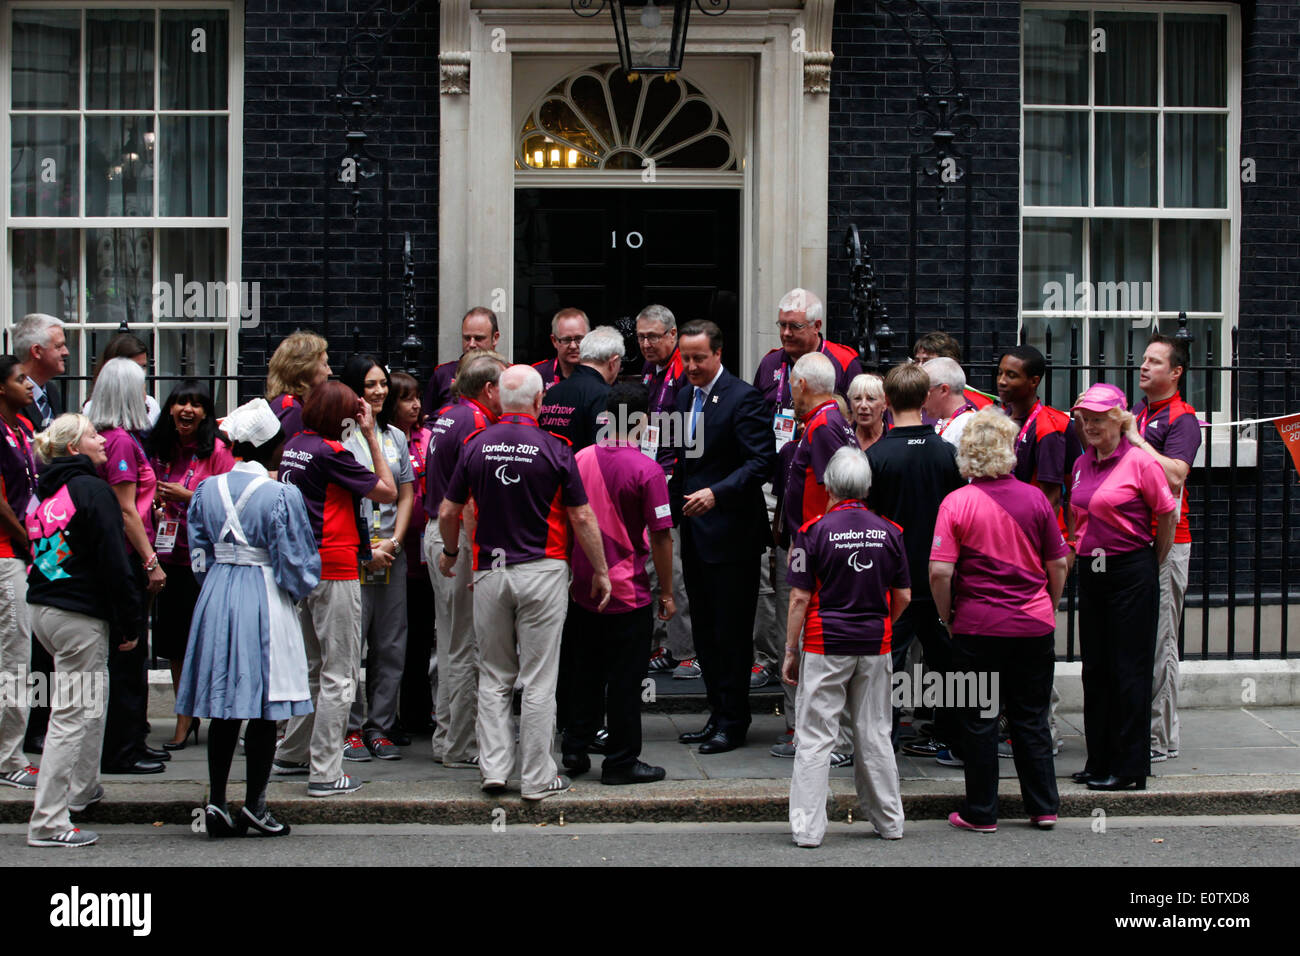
{"left": 473, "top": 558, "right": 569, "bottom": 794}
{"left": 1151, "top": 542, "right": 1191, "bottom": 754}
{"left": 28, "top": 606, "right": 107, "bottom": 841}
{"left": 789, "top": 651, "right": 903, "bottom": 846}
{"left": 349, "top": 551, "right": 408, "bottom": 738}
{"left": 647, "top": 525, "right": 694, "bottom": 659}
{"left": 0, "top": 557, "right": 31, "bottom": 774}
{"left": 279, "top": 579, "right": 362, "bottom": 784}
{"left": 426, "top": 520, "right": 479, "bottom": 764}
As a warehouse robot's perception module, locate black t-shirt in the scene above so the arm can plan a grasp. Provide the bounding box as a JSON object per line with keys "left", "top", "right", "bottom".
{"left": 866, "top": 424, "right": 964, "bottom": 603}
{"left": 537, "top": 364, "right": 610, "bottom": 451}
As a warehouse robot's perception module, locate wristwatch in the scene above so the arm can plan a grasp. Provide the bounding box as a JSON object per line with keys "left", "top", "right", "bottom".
{"left": 389, "top": 537, "right": 402, "bottom": 555}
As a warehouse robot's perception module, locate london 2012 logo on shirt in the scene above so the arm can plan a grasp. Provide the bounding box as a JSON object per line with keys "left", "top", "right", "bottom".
{"left": 494, "top": 463, "right": 521, "bottom": 486}
{"left": 118, "top": 459, "right": 129, "bottom": 471}
{"left": 847, "top": 551, "right": 874, "bottom": 572}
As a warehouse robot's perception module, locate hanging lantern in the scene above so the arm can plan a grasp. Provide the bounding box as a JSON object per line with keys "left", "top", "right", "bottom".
{"left": 571, "top": 0, "right": 729, "bottom": 78}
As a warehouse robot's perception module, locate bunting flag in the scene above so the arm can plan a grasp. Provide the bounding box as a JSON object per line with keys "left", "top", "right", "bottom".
{"left": 1274, "top": 412, "right": 1300, "bottom": 480}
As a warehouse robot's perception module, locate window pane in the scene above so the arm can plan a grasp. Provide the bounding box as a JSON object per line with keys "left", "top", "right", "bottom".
{"left": 87, "top": 10, "right": 155, "bottom": 110}
{"left": 157, "top": 230, "right": 229, "bottom": 322}
{"left": 11, "top": 116, "right": 80, "bottom": 217}
{"left": 1095, "top": 112, "right": 1156, "bottom": 207}
{"left": 12, "top": 9, "right": 80, "bottom": 110}
{"left": 161, "top": 11, "right": 229, "bottom": 110}
{"left": 1178, "top": 317, "right": 1221, "bottom": 415}
{"left": 158, "top": 117, "right": 228, "bottom": 216}
{"left": 1024, "top": 111, "right": 1087, "bottom": 206}
{"left": 1090, "top": 219, "right": 1153, "bottom": 313}
{"left": 11, "top": 229, "right": 79, "bottom": 325}
{"left": 1023, "top": 9, "right": 1089, "bottom": 105}
{"left": 1159, "top": 220, "right": 1222, "bottom": 314}
{"left": 1019, "top": 313, "right": 1075, "bottom": 409}
{"left": 86, "top": 228, "right": 154, "bottom": 327}
{"left": 1090, "top": 317, "right": 1143, "bottom": 385}
{"left": 85, "top": 116, "right": 155, "bottom": 216}
{"left": 157, "top": 329, "right": 228, "bottom": 411}
{"left": 1165, "top": 14, "right": 1226, "bottom": 108}
{"left": 1094, "top": 13, "right": 1157, "bottom": 106}
{"left": 1023, "top": 218, "right": 1083, "bottom": 308}
{"left": 1164, "top": 114, "right": 1226, "bottom": 208}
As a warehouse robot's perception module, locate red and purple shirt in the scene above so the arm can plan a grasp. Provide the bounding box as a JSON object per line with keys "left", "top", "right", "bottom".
{"left": 98, "top": 427, "right": 157, "bottom": 555}
{"left": 1133, "top": 392, "right": 1201, "bottom": 544}
{"left": 570, "top": 440, "right": 673, "bottom": 614}
{"left": 278, "top": 430, "right": 379, "bottom": 580}
{"left": 151, "top": 438, "right": 236, "bottom": 565}
{"left": 405, "top": 424, "right": 431, "bottom": 574}
{"left": 423, "top": 360, "right": 458, "bottom": 417}
{"left": 531, "top": 356, "right": 568, "bottom": 394}
{"left": 1009, "top": 401, "right": 1080, "bottom": 492}
{"left": 641, "top": 348, "right": 688, "bottom": 475}
{"left": 782, "top": 400, "right": 856, "bottom": 535}
{"left": 1069, "top": 439, "right": 1177, "bottom": 556}
{"left": 424, "top": 397, "right": 494, "bottom": 517}
{"left": 930, "top": 474, "right": 1069, "bottom": 637}
{"left": 445, "top": 412, "right": 588, "bottom": 570}
{"left": 0, "top": 417, "right": 36, "bottom": 559}
{"left": 269, "top": 393, "right": 306, "bottom": 441}
{"left": 787, "top": 499, "right": 909, "bottom": 656}
{"left": 753, "top": 339, "right": 864, "bottom": 418}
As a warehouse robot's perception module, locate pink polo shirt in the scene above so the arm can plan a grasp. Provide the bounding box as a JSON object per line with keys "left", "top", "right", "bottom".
{"left": 931, "top": 474, "right": 1069, "bottom": 637}
{"left": 1069, "top": 439, "right": 1176, "bottom": 556}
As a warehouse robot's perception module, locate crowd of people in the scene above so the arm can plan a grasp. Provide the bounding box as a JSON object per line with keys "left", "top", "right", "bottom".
{"left": 0, "top": 299, "right": 1201, "bottom": 847}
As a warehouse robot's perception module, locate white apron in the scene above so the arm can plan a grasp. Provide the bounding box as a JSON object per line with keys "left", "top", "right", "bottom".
{"left": 212, "top": 469, "right": 310, "bottom": 702}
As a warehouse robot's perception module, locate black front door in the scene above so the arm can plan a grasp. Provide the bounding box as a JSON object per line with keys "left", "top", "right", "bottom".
{"left": 514, "top": 187, "right": 742, "bottom": 374}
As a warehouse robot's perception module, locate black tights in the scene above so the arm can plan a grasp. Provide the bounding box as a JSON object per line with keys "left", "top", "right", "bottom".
{"left": 207, "top": 718, "right": 277, "bottom": 815}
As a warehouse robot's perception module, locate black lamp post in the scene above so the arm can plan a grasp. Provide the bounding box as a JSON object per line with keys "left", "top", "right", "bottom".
{"left": 571, "top": 0, "right": 729, "bottom": 79}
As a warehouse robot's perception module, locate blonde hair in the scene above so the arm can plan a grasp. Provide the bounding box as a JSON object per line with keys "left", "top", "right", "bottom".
{"left": 266, "top": 331, "right": 328, "bottom": 400}
{"left": 956, "top": 407, "right": 1018, "bottom": 479}
{"left": 34, "top": 413, "right": 95, "bottom": 464}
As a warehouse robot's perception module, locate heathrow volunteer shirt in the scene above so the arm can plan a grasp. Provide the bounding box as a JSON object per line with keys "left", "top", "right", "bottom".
{"left": 753, "top": 339, "right": 864, "bottom": 418}
{"left": 444, "top": 412, "right": 588, "bottom": 570}
{"left": 786, "top": 499, "right": 909, "bottom": 656}
{"left": 570, "top": 439, "right": 673, "bottom": 614}
{"left": 278, "top": 430, "right": 379, "bottom": 580}
{"left": 269, "top": 393, "right": 306, "bottom": 441}
{"left": 783, "top": 399, "right": 856, "bottom": 535}
{"left": 423, "top": 397, "right": 494, "bottom": 516}
{"left": 537, "top": 364, "right": 610, "bottom": 451}
{"left": 0, "top": 416, "right": 35, "bottom": 558}
{"left": 1133, "top": 392, "right": 1201, "bottom": 544}
{"left": 930, "top": 474, "right": 1069, "bottom": 637}
{"left": 1069, "top": 439, "right": 1177, "bottom": 557}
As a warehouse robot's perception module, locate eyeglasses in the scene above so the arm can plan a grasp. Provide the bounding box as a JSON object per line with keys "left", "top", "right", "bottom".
{"left": 776, "top": 321, "right": 811, "bottom": 332}
{"left": 636, "top": 331, "right": 670, "bottom": 343}
{"left": 555, "top": 335, "right": 584, "bottom": 345}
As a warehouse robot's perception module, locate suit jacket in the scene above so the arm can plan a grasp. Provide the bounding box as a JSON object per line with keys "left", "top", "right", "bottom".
{"left": 22, "top": 380, "right": 64, "bottom": 432}
{"left": 669, "top": 368, "right": 775, "bottom": 563}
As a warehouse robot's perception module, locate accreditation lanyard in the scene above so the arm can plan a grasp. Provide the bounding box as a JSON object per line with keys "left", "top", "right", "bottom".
{"left": 939, "top": 404, "right": 974, "bottom": 437}
{"left": 162, "top": 453, "right": 199, "bottom": 517}
{"left": 1135, "top": 396, "right": 1171, "bottom": 437}
{"left": 642, "top": 358, "right": 678, "bottom": 411}
{"left": 1015, "top": 401, "right": 1044, "bottom": 450}
{"left": 774, "top": 340, "right": 834, "bottom": 408}
{"left": 1, "top": 419, "right": 36, "bottom": 505}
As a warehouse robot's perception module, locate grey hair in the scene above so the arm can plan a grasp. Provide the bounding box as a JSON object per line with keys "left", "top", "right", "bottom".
{"left": 922, "top": 357, "right": 966, "bottom": 393}
{"left": 89, "top": 357, "right": 150, "bottom": 432}
{"left": 823, "top": 446, "right": 873, "bottom": 501}
{"left": 791, "top": 351, "right": 836, "bottom": 396}
{"left": 778, "top": 288, "right": 824, "bottom": 325}
{"left": 550, "top": 307, "right": 590, "bottom": 336}
{"left": 12, "top": 313, "right": 62, "bottom": 360}
{"left": 579, "top": 325, "right": 626, "bottom": 363}
{"left": 636, "top": 304, "right": 676, "bottom": 332}
{"left": 499, "top": 364, "right": 544, "bottom": 413}
{"left": 847, "top": 372, "right": 885, "bottom": 402}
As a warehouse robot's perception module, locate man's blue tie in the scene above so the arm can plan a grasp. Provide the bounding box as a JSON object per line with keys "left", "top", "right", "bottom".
{"left": 36, "top": 391, "right": 52, "bottom": 427}
{"left": 690, "top": 387, "right": 705, "bottom": 441}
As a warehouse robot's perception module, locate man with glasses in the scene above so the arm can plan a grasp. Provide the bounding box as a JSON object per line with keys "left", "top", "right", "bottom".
{"left": 538, "top": 326, "right": 625, "bottom": 451}
{"left": 532, "top": 308, "right": 591, "bottom": 394}
{"left": 424, "top": 307, "right": 502, "bottom": 414}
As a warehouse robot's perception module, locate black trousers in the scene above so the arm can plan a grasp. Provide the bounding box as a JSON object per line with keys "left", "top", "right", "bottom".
{"left": 102, "top": 566, "right": 149, "bottom": 769}
{"left": 890, "top": 601, "right": 956, "bottom": 752}
{"left": 1079, "top": 546, "right": 1158, "bottom": 779}
{"left": 951, "top": 632, "right": 1059, "bottom": 825}
{"left": 561, "top": 602, "right": 653, "bottom": 770}
{"left": 399, "top": 571, "right": 436, "bottom": 732}
{"left": 681, "top": 548, "right": 759, "bottom": 740}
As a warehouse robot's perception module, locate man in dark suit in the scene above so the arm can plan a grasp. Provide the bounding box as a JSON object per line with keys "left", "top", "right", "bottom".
{"left": 670, "top": 320, "right": 775, "bottom": 753}
{"left": 10, "top": 313, "right": 69, "bottom": 756}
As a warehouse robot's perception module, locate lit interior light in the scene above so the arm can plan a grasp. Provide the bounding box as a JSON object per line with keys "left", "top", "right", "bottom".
{"left": 567, "top": 149, "right": 578, "bottom": 167}
{"left": 550, "top": 147, "right": 560, "bottom": 165}
{"left": 533, "top": 148, "right": 544, "bottom": 167}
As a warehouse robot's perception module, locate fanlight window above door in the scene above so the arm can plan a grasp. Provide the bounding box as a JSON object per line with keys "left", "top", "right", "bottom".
{"left": 517, "top": 63, "right": 736, "bottom": 171}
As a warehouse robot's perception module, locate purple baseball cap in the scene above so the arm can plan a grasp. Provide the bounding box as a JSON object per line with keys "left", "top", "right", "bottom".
{"left": 1071, "top": 382, "right": 1128, "bottom": 414}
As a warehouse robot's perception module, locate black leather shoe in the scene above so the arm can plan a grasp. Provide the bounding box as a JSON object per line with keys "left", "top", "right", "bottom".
{"left": 678, "top": 723, "right": 718, "bottom": 744}
{"left": 602, "top": 761, "right": 666, "bottom": 786}
{"left": 141, "top": 746, "right": 171, "bottom": 762}
{"left": 562, "top": 752, "right": 591, "bottom": 776}
{"left": 104, "top": 759, "right": 165, "bottom": 775}
{"left": 1071, "top": 769, "right": 1100, "bottom": 783}
{"left": 698, "top": 732, "right": 744, "bottom": 755}
{"left": 388, "top": 731, "right": 412, "bottom": 747}
{"left": 1086, "top": 774, "right": 1146, "bottom": 791}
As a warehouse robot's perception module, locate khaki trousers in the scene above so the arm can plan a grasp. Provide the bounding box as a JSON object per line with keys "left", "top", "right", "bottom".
{"left": 473, "top": 559, "right": 569, "bottom": 795}
{"left": 279, "top": 579, "right": 362, "bottom": 784}
{"left": 28, "top": 606, "right": 107, "bottom": 840}
{"left": 1151, "top": 542, "right": 1191, "bottom": 754}
{"left": 0, "top": 557, "right": 31, "bottom": 773}
{"left": 426, "top": 520, "right": 479, "bottom": 764}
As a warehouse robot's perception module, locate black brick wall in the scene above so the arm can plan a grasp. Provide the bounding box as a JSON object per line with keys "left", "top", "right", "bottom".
{"left": 239, "top": 0, "right": 439, "bottom": 397}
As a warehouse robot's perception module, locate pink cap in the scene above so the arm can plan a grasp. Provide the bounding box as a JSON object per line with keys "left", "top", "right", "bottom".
{"left": 1071, "top": 382, "right": 1128, "bottom": 414}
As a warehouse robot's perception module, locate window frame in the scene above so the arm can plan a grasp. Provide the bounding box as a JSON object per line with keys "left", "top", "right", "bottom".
{"left": 0, "top": 0, "right": 244, "bottom": 412}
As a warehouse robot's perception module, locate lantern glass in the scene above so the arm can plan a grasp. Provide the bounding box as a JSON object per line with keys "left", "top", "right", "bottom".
{"left": 610, "top": 0, "right": 689, "bottom": 75}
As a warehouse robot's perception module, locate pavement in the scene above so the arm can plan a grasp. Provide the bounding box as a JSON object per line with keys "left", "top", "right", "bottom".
{"left": 3, "top": 676, "right": 1300, "bottom": 826}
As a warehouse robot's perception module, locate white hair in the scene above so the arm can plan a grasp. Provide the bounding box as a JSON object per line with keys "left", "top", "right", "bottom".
{"left": 922, "top": 356, "right": 967, "bottom": 393}
{"left": 847, "top": 372, "right": 885, "bottom": 402}
{"left": 778, "top": 288, "right": 824, "bottom": 325}
{"left": 791, "top": 351, "right": 836, "bottom": 396}
{"left": 823, "top": 446, "right": 873, "bottom": 501}
{"left": 89, "top": 357, "right": 150, "bottom": 432}
{"left": 636, "top": 304, "right": 676, "bottom": 332}
{"left": 499, "top": 364, "right": 544, "bottom": 413}
{"left": 12, "top": 313, "right": 62, "bottom": 361}
{"left": 579, "top": 325, "right": 626, "bottom": 363}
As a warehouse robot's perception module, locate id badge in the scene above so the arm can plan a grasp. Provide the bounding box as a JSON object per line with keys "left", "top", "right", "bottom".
{"left": 773, "top": 408, "right": 796, "bottom": 451}
{"left": 640, "top": 424, "right": 661, "bottom": 460}
{"left": 362, "top": 537, "right": 391, "bottom": 585}
{"left": 154, "top": 519, "right": 180, "bottom": 556}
